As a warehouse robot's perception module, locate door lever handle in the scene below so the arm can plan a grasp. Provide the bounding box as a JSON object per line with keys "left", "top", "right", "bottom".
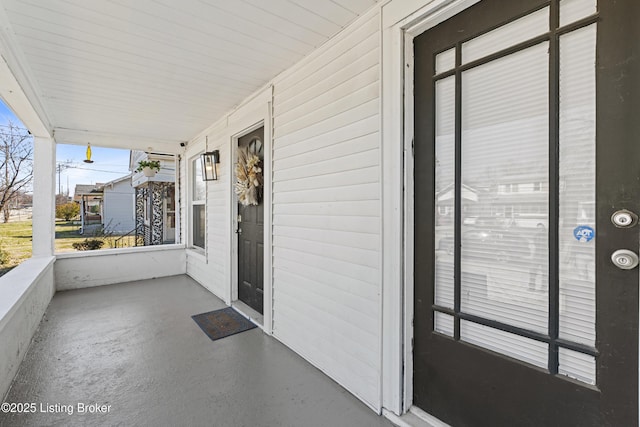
{"left": 235, "top": 228, "right": 242, "bottom": 234}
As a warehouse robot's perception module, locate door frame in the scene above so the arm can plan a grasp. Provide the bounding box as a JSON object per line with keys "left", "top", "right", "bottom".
{"left": 227, "top": 86, "right": 273, "bottom": 334}
{"left": 381, "top": 0, "right": 481, "bottom": 417}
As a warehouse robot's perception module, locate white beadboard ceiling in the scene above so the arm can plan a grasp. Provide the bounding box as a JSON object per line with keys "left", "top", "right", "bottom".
{"left": 0, "top": 0, "right": 378, "bottom": 146}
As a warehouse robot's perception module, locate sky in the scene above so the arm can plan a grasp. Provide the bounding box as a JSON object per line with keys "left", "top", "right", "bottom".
{"left": 56, "top": 144, "right": 131, "bottom": 196}
{"left": 0, "top": 100, "right": 132, "bottom": 197}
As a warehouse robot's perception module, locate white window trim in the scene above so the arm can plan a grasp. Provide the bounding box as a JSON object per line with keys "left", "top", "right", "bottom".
{"left": 189, "top": 153, "right": 206, "bottom": 252}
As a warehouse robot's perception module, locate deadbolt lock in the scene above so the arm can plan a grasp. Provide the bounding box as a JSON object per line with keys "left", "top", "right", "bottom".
{"left": 611, "top": 209, "right": 638, "bottom": 228}
{"left": 611, "top": 249, "right": 639, "bottom": 270}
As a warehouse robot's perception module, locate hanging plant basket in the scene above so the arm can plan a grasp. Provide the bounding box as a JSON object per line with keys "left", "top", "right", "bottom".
{"left": 136, "top": 160, "right": 161, "bottom": 177}
{"left": 142, "top": 166, "right": 157, "bottom": 177}
{"left": 234, "top": 146, "right": 263, "bottom": 206}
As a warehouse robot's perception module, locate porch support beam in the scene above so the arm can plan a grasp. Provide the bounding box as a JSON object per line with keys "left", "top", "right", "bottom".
{"left": 53, "top": 128, "right": 183, "bottom": 155}
{"left": 32, "top": 136, "right": 55, "bottom": 257}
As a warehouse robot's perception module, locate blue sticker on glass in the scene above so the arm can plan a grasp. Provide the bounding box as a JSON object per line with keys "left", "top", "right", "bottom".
{"left": 573, "top": 225, "right": 595, "bottom": 242}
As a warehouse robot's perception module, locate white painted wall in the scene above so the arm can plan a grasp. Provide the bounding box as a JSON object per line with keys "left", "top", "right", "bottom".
{"left": 270, "top": 8, "right": 381, "bottom": 410}
{"left": 183, "top": 7, "right": 383, "bottom": 411}
{"left": 55, "top": 246, "right": 186, "bottom": 291}
{"left": 103, "top": 178, "right": 135, "bottom": 233}
{"left": 183, "top": 119, "right": 231, "bottom": 301}
{"left": 0, "top": 257, "right": 55, "bottom": 401}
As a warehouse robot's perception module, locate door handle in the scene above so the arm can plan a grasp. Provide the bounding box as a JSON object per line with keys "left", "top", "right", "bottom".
{"left": 235, "top": 228, "right": 242, "bottom": 234}
{"left": 611, "top": 249, "right": 639, "bottom": 270}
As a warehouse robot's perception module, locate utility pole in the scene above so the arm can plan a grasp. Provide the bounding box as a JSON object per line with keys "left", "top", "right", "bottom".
{"left": 56, "top": 160, "right": 73, "bottom": 195}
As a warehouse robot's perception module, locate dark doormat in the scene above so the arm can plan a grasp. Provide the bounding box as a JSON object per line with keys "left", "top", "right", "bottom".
{"left": 191, "top": 307, "right": 257, "bottom": 341}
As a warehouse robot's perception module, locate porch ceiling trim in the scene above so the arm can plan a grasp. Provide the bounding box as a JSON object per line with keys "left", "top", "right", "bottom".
{"left": 53, "top": 127, "right": 183, "bottom": 154}
{"left": 0, "top": 2, "right": 51, "bottom": 136}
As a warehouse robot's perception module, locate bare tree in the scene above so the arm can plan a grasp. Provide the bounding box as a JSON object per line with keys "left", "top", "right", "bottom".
{"left": 0, "top": 121, "right": 33, "bottom": 223}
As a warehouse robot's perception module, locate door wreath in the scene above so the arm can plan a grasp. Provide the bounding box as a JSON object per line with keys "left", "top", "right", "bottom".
{"left": 234, "top": 141, "right": 263, "bottom": 206}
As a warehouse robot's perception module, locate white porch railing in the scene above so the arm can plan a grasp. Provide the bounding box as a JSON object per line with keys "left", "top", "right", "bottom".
{"left": 0, "top": 257, "right": 55, "bottom": 401}
{"left": 55, "top": 245, "right": 186, "bottom": 290}
{"left": 1, "top": 245, "right": 187, "bottom": 401}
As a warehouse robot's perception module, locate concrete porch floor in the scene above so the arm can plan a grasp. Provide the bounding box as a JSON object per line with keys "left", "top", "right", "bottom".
{"left": 0, "top": 275, "right": 394, "bottom": 427}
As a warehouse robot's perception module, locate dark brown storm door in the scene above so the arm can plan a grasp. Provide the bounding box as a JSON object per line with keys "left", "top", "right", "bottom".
{"left": 237, "top": 127, "right": 265, "bottom": 314}
{"left": 413, "top": 0, "right": 638, "bottom": 425}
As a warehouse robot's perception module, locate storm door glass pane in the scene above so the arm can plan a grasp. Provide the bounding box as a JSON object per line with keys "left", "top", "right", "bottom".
{"left": 434, "top": 312, "right": 454, "bottom": 337}
{"left": 434, "top": 76, "right": 455, "bottom": 309}
{"left": 461, "top": 7, "right": 548, "bottom": 64}
{"left": 558, "top": 347, "right": 596, "bottom": 385}
{"left": 460, "top": 42, "right": 549, "bottom": 334}
{"left": 560, "top": 0, "right": 597, "bottom": 27}
{"left": 435, "top": 48, "right": 456, "bottom": 74}
{"left": 461, "top": 320, "right": 548, "bottom": 369}
{"left": 558, "top": 24, "right": 596, "bottom": 346}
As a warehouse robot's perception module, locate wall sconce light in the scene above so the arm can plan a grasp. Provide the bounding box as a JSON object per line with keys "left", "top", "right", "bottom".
{"left": 201, "top": 150, "right": 220, "bottom": 181}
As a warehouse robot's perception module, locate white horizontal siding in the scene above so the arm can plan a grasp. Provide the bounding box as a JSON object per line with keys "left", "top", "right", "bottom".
{"left": 273, "top": 214, "right": 379, "bottom": 233}
{"left": 186, "top": 252, "right": 213, "bottom": 294}
{"left": 102, "top": 181, "right": 135, "bottom": 233}
{"left": 274, "top": 72, "right": 379, "bottom": 137}
{"left": 274, "top": 99, "right": 378, "bottom": 148}
{"left": 103, "top": 192, "right": 136, "bottom": 233}
{"left": 271, "top": 9, "right": 381, "bottom": 409}
{"left": 185, "top": 124, "right": 229, "bottom": 301}
{"left": 205, "top": 134, "right": 230, "bottom": 299}
{"left": 273, "top": 182, "right": 379, "bottom": 204}
{"left": 273, "top": 199, "right": 379, "bottom": 216}
{"left": 274, "top": 14, "right": 379, "bottom": 98}
{"left": 275, "top": 129, "right": 378, "bottom": 168}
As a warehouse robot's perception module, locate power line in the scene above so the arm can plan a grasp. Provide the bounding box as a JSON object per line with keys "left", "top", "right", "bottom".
{"left": 0, "top": 123, "right": 30, "bottom": 132}
{"left": 55, "top": 161, "right": 131, "bottom": 175}
{"left": 72, "top": 166, "right": 130, "bottom": 174}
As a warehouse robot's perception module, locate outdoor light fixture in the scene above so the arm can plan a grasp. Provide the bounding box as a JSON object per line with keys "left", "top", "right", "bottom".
{"left": 84, "top": 143, "right": 94, "bottom": 163}
{"left": 201, "top": 150, "right": 220, "bottom": 181}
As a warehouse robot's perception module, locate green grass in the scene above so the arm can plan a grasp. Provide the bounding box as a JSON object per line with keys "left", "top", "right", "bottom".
{"left": 0, "top": 220, "right": 139, "bottom": 277}
{"left": 56, "top": 222, "right": 138, "bottom": 252}
{"left": 54, "top": 221, "right": 86, "bottom": 252}
{"left": 0, "top": 220, "right": 33, "bottom": 277}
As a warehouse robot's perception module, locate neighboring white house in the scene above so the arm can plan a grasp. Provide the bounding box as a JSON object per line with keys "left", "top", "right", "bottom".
{"left": 100, "top": 174, "right": 135, "bottom": 234}
{"left": 72, "top": 183, "right": 103, "bottom": 235}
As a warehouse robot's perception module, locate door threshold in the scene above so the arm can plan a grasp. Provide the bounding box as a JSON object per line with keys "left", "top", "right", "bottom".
{"left": 383, "top": 407, "right": 450, "bottom": 427}
{"left": 231, "top": 300, "right": 264, "bottom": 330}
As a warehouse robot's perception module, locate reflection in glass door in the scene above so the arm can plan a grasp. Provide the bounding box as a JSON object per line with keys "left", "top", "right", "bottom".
{"left": 431, "top": 2, "right": 597, "bottom": 380}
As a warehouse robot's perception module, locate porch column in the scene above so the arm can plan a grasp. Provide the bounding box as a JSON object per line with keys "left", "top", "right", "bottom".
{"left": 80, "top": 197, "right": 85, "bottom": 234}
{"left": 32, "top": 136, "right": 55, "bottom": 257}
{"left": 151, "top": 183, "right": 163, "bottom": 245}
